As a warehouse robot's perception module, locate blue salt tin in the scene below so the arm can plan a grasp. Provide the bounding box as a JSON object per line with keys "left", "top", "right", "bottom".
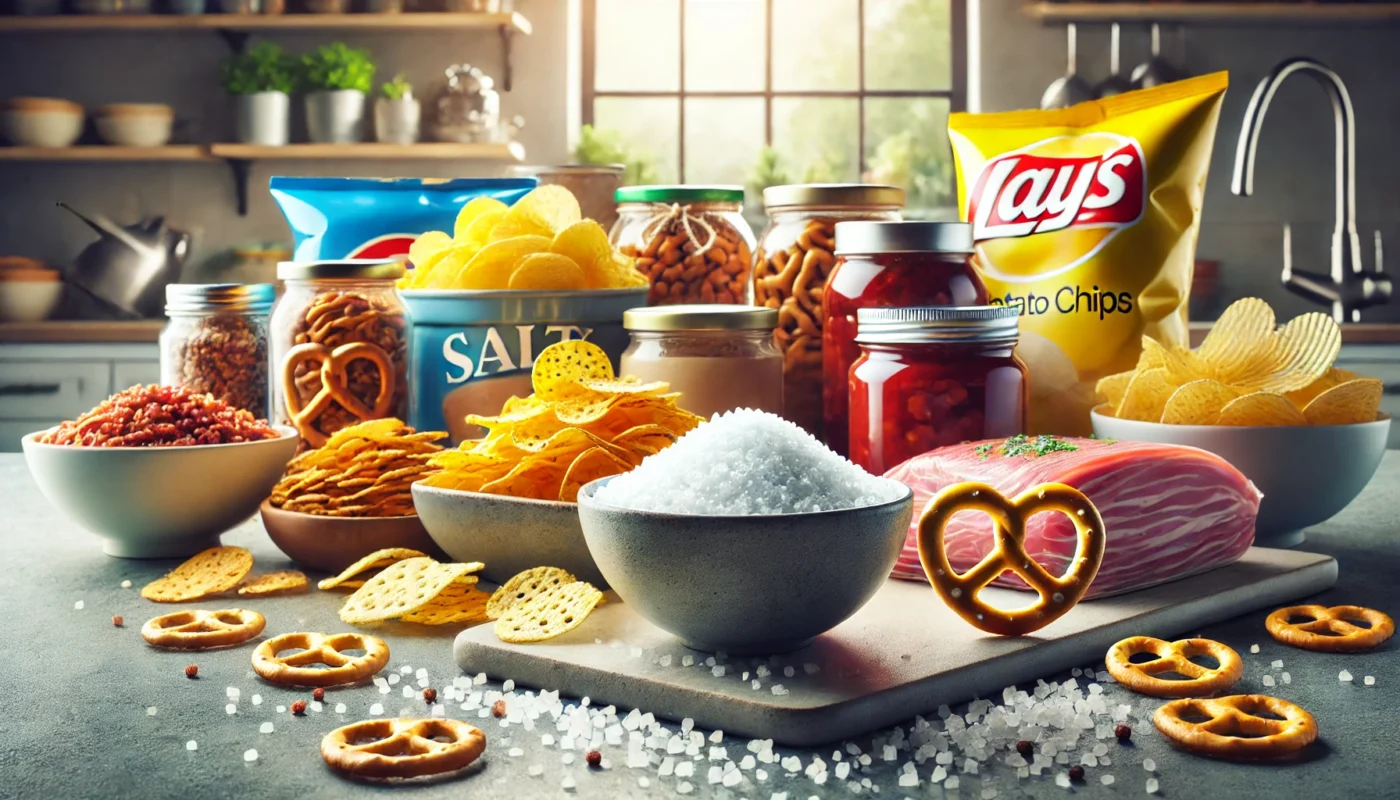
{"left": 402, "top": 288, "right": 649, "bottom": 444}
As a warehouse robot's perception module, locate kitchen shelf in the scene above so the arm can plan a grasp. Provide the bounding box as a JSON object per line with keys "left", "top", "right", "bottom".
{"left": 1025, "top": 2, "right": 1400, "bottom": 24}
{"left": 0, "top": 145, "right": 212, "bottom": 161}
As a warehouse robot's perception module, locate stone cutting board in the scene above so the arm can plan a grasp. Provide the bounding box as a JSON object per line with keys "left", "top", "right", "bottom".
{"left": 454, "top": 547, "right": 1336, "bottom": 746}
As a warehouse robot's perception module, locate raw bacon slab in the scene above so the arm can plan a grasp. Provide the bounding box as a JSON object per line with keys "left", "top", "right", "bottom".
{"left": 886, "top": 436, "right": 1260, "bottom": 598}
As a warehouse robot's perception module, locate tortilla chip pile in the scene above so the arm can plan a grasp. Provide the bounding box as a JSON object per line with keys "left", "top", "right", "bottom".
{"left": 1097, "top": 298, "right": 1384, "bottom": 427}
{"left": 399, "top": 185, "right": 649, "bottom": 291}
{"left": 141, "top": 546, "right": 307, "bottom": 602}
{"left": 270, "top": 419, "right": 446, "bottom": 517}
{"left": 422, "top": 341, "right": 704, "bottom": 502}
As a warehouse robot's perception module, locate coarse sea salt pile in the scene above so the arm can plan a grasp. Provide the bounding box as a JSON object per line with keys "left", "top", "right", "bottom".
{"left": 594, "top": 409, "right": 901, "bottom": 515}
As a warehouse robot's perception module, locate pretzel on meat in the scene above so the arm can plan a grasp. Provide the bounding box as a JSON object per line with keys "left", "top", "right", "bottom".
{"left": 1105, "top": 636, "right": 1243, "bottom": 697}
{"left": 916, "top": 481, "right": 1106, "bottom": 637}
{"left": 322, "top": 718, "right": 486, "bottom": 779}
{"left": 282, "top": 341, "right": 397, "bottom": 449}
{"left": 252, "top": 631, "right": 389, "bottom": 687}
{"left": 141, "top": 609, "right": 266, "bottom": 650}
{"left": 1154, "top": 695, "right": 1318, "bottom": 760}
{"left": 1266, "top": 604, "right": 1395, "bottom": 653}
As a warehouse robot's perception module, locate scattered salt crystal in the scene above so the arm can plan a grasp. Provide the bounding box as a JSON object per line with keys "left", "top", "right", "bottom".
{"left": 259, "top": 721, "right": 275, "bottom": 734}
{"left": 722, "top": 769, "right": 742, "bottom": 788}
{"left": 677, "top": 781, "right": 694, "bottom": 794}
{"left": 946, "top": 776, "right": 960, "bottom": 790}
{"left": 981, "top": 788, "right": 998, "bottom": 799}
{"left": 562, "top": 753, "right": 575, "bottom": 765}
{"left": 708, "top": 746, "right": 727, "bottom": 762}
{"left": 660, "top": 655, "right": 673, "bottom": 667}
{"left": 275, "top": 706, "right": 285, "bottom": 713}
{"left": 1340, "top": 670, "right": 1354, "bottom": 683}
{"left": 682, "top": 717, "right": 695, "bottom": 733}
{"left": 243, "top": 749, "right": 258, "bottom": 762}
{"left": 771, "top": 684, "right": 789, "bottom": 696}
{"left": 1262, "top": 675, "right": 1276, "bottom": 687}
{"left": 1365, "top": 675, "right": 1376, "bottom": 686}
{"left": 676, "top": 760, "right": 695, "bottom": 777}
{"left": 73, "top": 601, "right": 84, "bottom": 610}
{"left": 370, "top": 703, "right": 384, "bottom": 715}
{"left": 226, "top": 687, "right": 240, "bottom": 699}
{"left": 962, "top": 758, "right": 979, "bottom": 774}
{"left": 473, "top": 672, "right": 487, "bottom": 685}
{"left": 225, "top": 704, "right": 237, "bottom": 715}
{"left": 1271, "top": 659, "right": 1283, "bottom": 669}
{"left": 835, "top": 762, "right": 850, "bottom": 780}
{"left": 683, "top": 655, "right": 695, "bottom": 667}
{"left": 146, "top": 707, "right": 157, "bottom": 716}
{"left": 251, "top": 694, "right": 262, "bottom": 706}
{"left": 712, "top": 666, "right": 727, "bottom": 678}
{"left": 335, "top": 703, "right": 346, "bottom": 713}
{"left": 1282, "top": 672, "right": 1292, "bottom": 685}
{"left": 1056, "top": 773, "right": 1071, "bottom": 788}
{"left": 1083, "top": 754, "right": 1098, "bottom": 767}
{"left": 1102, "top": 774, "right": 1115, "bottom": 785}
{"left": 781, "top": 756, "right": 802, "bottom": 772}
{"left": 1143, "top": 758, "right": 1156, "bottom": 772}
{"left": 771, "top": 793, "right": 788, "bottom": 800}
{"left": 507, "top": 747, "right": 523, "bottom": 757}
{"left": 561, "top": 775, "right": 576, "bottom": 791}
{"left": 389, "top": 674, "right": 401, "bottom": 685}
{"left": 528, "top": 764, "right": 543, "bottom": 776}
{"left": 707, "top": 765, "right": 724, "bottom": 784}
{"left": 898, "top": 771, "right": 918, "bottom": 787}
{"left": 803, "top": 663, "right": 820, "bottom": 675}
{"left": 121, "top": 580, "right": 132, "bottom": 588}
{"left": 756, "top": 769, "right": 768, "bottom": 781}
{"left": 1146, "top": 777, "right": 1160, "bottom": 794}
{"left": 185, "top": 740, "right": 197, "bottom": 751}
{"left": 710, "top": 730, "right": 724, "bottom": 743}
{"left": 1250, "top": 644, "right": 1260, "bottom": 653}
{"left": 784, "top": 666, "right": 796, "bottom": 678}
{"left": 639, "top": 776, "right": 651, "bottom": 788}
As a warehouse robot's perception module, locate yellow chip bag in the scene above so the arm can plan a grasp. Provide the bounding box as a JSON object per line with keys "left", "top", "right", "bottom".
{"left": 949, "top": 72, "right": 1229, "bottom": 435}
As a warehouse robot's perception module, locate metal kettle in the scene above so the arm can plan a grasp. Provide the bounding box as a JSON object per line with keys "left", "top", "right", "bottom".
{"left": 60, "top": 202, "right": 191, "bottom": 319}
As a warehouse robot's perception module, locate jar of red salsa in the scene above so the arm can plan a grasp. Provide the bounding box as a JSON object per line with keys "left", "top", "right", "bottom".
{"left": 823, "top": 221, "right": 986, "bottom": 455}
{"left": 849, "top": 306, "right": 1027, "bottom": 475}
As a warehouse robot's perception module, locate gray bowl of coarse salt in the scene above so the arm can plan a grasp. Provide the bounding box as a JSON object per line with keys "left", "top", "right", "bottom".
{"left": 577, "top": 409, "right": 913, "bottom": 655}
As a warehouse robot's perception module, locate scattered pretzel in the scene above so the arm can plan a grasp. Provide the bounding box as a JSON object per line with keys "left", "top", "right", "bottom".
{"left": 1105, "top": 636, "right": 1243, "bottom": 697}
{"left": 321, "top": 717, "right": 486, "bottom": 779}
{"left": 1154, "top": 695, "right": 1318, "bottom": 760}
{"left": 917, "top": 481, "right": 1106, "bottom": 636}
{"left": 283, "top": 341, "right": 397, "bottom": 449}
{"left": 141, "top": 609, "right": 266, "bottom": 650}
{"left": 252, "top": 632, "right": 389, "bottom": 687}
{"left": 1266, "top": 604, "right": 1394, "bottom": 653}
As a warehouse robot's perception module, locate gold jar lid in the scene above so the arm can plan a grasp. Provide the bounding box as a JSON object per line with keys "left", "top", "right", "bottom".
{"left": 762, "top": 183, "right": 905, "bottom": 211}
{"left": 623, "top": 304, "right": 779, "bottom": 332}
{"left": 276, "top": 259, "right": 405, "bottom": 281}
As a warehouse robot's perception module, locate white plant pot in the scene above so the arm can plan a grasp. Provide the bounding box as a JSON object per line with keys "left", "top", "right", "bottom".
{"left": 373, "top": 96, "right": 420, "bottom": 145}
{"left": 234, "top": 91, "right": 290, "bottom": 147}
{"left": 305, "top": 90, "right": 366, "bottom": 144}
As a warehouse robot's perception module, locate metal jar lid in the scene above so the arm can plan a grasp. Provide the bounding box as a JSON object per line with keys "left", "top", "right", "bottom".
{"left": 164, "top": 283, "right": 276, "bottom": 315}
{"left": 276, "top": 259, "right": 405, "bottom": 281}
{"left": 833, "top": 221, "right": 973, "bottom": 256}
{"left": 615, "top": 185, "right": 745, "bottom": 205}
{"left": 762, "top": 183, "right": 905, "bottom": 211}
{"left": 623, "top": 304, "right": 779, "bottom": 332}
{"left": 855, "top": 305, "right": 1020, "bottom": 345}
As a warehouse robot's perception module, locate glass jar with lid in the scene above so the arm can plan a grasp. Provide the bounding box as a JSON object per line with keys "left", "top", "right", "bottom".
{"left": 160, "top": 284, "right": 276, "bottom": 418}
{"left": 620, "top": 304, "right": 782, "bottom": 421}
{"left": 849, "top": 306, "right": 1027, "bottom": 475}
{"left": 823, "top": 221, "right": 988, "bottom": 456}
{"left": 753, "top": 183, "right": 904, "bottom": 436}
{"left": 611, "top": 185, "right": 756, "bottom": 306}
{"left": 270, "top": 259, "right": 408, "bottom": 451}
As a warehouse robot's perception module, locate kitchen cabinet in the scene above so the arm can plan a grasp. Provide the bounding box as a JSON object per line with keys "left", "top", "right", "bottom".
{"left": 0, "top": 341, "right": 158, "bottom": 451}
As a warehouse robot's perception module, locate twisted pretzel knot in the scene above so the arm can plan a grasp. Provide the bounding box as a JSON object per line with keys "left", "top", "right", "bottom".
{"left": 321, "top": 718, "right": 486, "bottom": 779}
{"left": 282, "top": 341, "right": 396, "bottom": 449}
{"left": 1154, "top": 695, "right": 1318, "bottom": 760}
{"left": 252, "top": 631, "right": 389, "bottom": 687}
{"left": 1266, "top": 604, "right": 1395, "bottom": 653}
{"left": 1105, "top": 636, "right": 1243, "bottom": 697}
{"left": 917, "top": 481, "right": 1106, "bottom": 637}
{"left": 141, "top": 609, "right": 266, "bottom": 650}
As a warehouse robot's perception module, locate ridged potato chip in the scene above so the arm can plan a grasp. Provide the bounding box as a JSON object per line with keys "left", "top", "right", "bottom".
{"left": 494, "top": 580, "right": 603, "bottom": 643}
{"left": 1285, "top": 367, "right": 1356, "bottom": 409}
{"left": 1216, "top": 392, "right": 1307, "bottom": 427}
{"left": 1161, "top": 380, "right": 1240, "bottom": 426}
{"left": 1302, "top": 378, "right": 1384, "bottom": 426}
{"left": 1197, "top": 298, "right": 1276, "bottom": 383}
{"left": 1116, "top": 368, "right": 1176, "bottom": 423}
{"left": 509, "top": 252, "right": 586, "bottom": 291}
{"left": 1141, "top": 336, "right": 1209, "bottom": 385}
{"left": 487, "top": 566, "right": 576, "bottom": 620}
{"left": 454, "top": 196, "right": 508, "bottom": 240}
{"left": 491, "top": 185, "right": 581, "bottom": 241}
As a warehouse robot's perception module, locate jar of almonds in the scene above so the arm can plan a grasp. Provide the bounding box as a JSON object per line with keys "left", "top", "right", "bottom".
{"left": 611, "top": 185, "right": 756, "bottom": 306}
{"left": 753, "top": 184, "right": 904, "bottom": 437}
{"left": 270, "top": 260, "right": 408, "bottom": 451}
{"left": 160, "top": 284, "right": 276, "bottom": 418}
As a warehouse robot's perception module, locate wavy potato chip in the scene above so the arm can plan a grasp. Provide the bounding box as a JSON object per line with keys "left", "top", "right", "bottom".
{"left": 1216, "top": 392, "right": 1307, "bottom": 427}
{"left": 1302, "top": 378, "right": 1384, "bottom": 426}
{"left": 1141, "top": 336, "right": 1209, "bottom": 385}
{"left": 1116, "top": 367, "right": 1176, "bottom": 423}
{"left": 509, "top": 252, "right": 587, "bottom": 291}
{"left": 1285, "top": 367, "right": 1356, "bottom": 409}
{"left": 491, "top": 185, "right": 581, "bottom": 241}
{"left": 487, "top": 566, "right": 576, "bottom": 620}
{"left": 454, "top": 196, "right": 508, "bottom": 240}
{"left": 456, "top": 235, "right": 552, "bottom": 289}
{"left": 1161, "top": 379, "right": 1240, "bottom": 426}
{"left": 1197, "top": 297, "right": 1277, "bottom": 383}
{"left": 141, "top": 546, "right": 254, "bottom": 603}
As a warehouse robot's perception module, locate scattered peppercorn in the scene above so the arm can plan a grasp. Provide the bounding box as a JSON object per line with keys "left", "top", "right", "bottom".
{"left": 1115, "top": 723, "right": 1132, "bottom": 741}
{"left": 112, "top": 615, "right": 123, "bottom": 627}
{"left": 1069, "top": 765, "right": 1085, "bottom": 781}
{"left": 291, "top": 700, "right": 308, "bottom": 716}
{"left": 184, "top": 664, "right": 198, "bottom": 679}
{"left": 1015, "top": 740, "right": 1033, "bottom": 758}
{"left": 492, "top": 699, "right": 506, "bottom": 718}
{"left": 585, "top": 749, "right": 602, "bottom": 768}
{"left": 312, "top": 688, "right": 325, "bottom": 702}
{"left": 423, "top": 688, "right": 438, "bottom": 704}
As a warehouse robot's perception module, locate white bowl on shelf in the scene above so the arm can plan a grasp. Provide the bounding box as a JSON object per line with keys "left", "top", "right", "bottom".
{"left": 0, "top": 97, "right": 84, "bottom": 148}
{"left": 0, "top": 269, "right": 63, "bottom": 322}
{"left": 94, "top": 104, "right": 173, "bottom": 148}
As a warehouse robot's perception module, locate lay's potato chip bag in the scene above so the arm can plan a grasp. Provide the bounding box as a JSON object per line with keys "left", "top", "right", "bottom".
{"left": 948, "top": 72, "right": 1228, "bottom": 435}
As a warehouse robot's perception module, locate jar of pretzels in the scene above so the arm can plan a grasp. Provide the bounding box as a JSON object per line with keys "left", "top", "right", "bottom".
{"left": 753, "top": 184, "right": 904, "bottom": 436}
{"left": 611, "top": 185, "right": 755, "bottom": 306}
{"left": 270, "top": 260, "right": 408, "bottom": 451}
{"left": 160, "top": 284, "right": 276, "bottom": 417}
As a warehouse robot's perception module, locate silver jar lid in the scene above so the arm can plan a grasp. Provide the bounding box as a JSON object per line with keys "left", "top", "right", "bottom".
{"left": 165, "top": 283, "right": 276, "bottom": 315}
{"left": 276, "top": 259, "right": 405, "bottom": 281}
{"left": 855, "top": 305, "right": 1020, "bottom": 345}
{"left": 833, "top": 221, "right": 973, "bottom": 256}
{"left": 623, "top": 304, "right": 778, "bottom": 332}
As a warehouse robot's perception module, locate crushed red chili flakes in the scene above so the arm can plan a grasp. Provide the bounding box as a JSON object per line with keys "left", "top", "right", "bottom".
{"left": 37, "top": 384, "right": 278, "bottom": 447}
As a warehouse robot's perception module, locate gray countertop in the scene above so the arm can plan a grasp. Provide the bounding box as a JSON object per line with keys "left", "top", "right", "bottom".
{"left": 2, "top": 454, "right": 1398, "bottom": 800}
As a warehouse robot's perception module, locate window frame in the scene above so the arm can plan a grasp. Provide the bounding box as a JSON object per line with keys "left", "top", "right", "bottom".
{"left": 579, "top": 0, "right": 967, "bottom": 182}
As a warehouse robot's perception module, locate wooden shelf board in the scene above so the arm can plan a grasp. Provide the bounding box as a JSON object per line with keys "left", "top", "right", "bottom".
{"left": 0, "top": 145, "right": 212, "bottom": 161}
{"left": 0, "top": 11, "right": 530, "bottom": 34}
{"left": 208, "top": 141, "right": 526, "bottom": 161}
{"left": 1025, "top": 2, "right": 1400, "bottom": 24}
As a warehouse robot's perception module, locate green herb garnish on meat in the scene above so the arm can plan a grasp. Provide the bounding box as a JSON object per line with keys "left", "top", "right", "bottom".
{"left": 984, "top": 434, "right": 1080, "bottom": 459}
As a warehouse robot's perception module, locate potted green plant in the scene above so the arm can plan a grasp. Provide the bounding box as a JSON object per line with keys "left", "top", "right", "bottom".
{"left": 220, "top": 42, "right": 295, "bottom": 147}
{"left": 299, "top": 43, "right": 376, "bottom": 144}
{"left": 373, "top": 73, "right": 419, "bottom": 145}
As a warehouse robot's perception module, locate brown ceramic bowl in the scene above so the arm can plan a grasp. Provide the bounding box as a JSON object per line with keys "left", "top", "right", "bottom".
{"left": 259, "top": 500, "right": 448, "bottom": 573}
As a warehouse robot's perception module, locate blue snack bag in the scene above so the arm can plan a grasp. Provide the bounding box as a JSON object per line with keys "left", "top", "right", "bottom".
{"left": 269, "top": 176, "right": 537, "bottom": 261}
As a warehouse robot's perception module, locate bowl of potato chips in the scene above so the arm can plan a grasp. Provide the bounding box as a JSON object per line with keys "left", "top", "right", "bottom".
{"left": 1092, "top": 298, "right": 1390, "bottom": 546}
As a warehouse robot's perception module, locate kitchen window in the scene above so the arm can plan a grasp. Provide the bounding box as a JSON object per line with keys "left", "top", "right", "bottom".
{"left": 578, "top": 0, "right": 966, "bottom": 216}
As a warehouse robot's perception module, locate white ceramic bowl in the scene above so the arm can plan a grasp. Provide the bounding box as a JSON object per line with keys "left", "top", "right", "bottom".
{"left": 0, "top": 277, "right": 63, "bottom": 322}
{"left": 22, "top": 425, "right": 299, "bottom": 558}
{"left": 94, "top": 104, "right": 173, "bottom": 147}
{"left": 0, "top": 103, "right": 83, "bottom": 148}
{"left": 1091, "top": 410, "right": 1391, "bottom": 547}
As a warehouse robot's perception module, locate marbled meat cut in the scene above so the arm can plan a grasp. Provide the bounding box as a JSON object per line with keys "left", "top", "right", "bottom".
{"left": 887, "top": 436, "right": 1260, "bottom": 597}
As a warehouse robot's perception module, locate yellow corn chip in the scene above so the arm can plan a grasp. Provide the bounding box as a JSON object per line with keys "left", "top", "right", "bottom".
{"left": 339, "top": 558, "right": 474, "bottom": 625}
{"left": 141, "top": 546, "right": 253, "bottom": 603}
{"left": 495, "top": 580, "right": 604, "bottom": 643}
{"left": 486, "top": 566, "right": 576, "bottom": 620}
{"left": 401, "top": 582, "right": 493, "bottom": 626}
{"left": 238, "top": 570, "right": 309, "bottom": 597}
{"left": 317, "top": 548, "right": 429, "bottom": 591}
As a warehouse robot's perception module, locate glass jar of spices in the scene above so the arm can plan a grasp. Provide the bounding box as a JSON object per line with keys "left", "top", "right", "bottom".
{"left": 848, "top": 306, "right": 1027, "bottom": 475}
{"left": 160, "top": 284, "right": 276, "bottom": 418}
{"left": 611, "top": 185, "right": 756, "bottom": 306}
{"left": 270, "top": 260, "right": 408, "bottom": 451}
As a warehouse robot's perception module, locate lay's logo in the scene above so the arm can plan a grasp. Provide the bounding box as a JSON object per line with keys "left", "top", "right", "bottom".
{"left": 348, "top": 233, "right": 417, "bottom": 261}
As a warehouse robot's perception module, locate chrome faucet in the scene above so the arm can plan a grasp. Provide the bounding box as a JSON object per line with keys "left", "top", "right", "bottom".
{"left": 1231, "top": 56, "right": 1391, "bottom": 322}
